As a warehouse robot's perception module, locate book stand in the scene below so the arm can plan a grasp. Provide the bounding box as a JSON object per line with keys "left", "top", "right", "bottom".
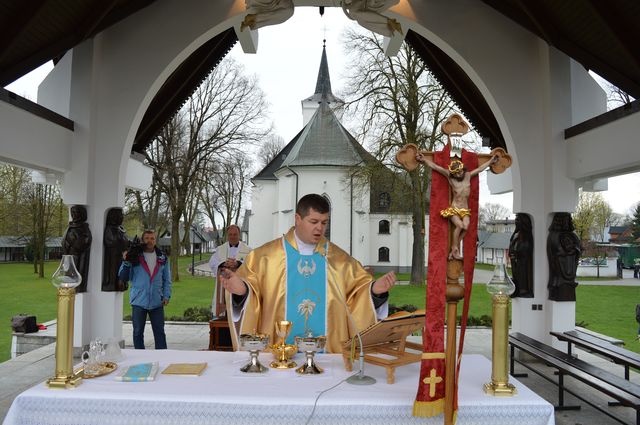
{"left": 342, "top": 310, "right": 425, "bottom": 384}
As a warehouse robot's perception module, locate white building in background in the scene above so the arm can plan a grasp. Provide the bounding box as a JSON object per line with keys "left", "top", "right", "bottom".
{"left": 247, "top": 44, "right": 424, "bottom": 273}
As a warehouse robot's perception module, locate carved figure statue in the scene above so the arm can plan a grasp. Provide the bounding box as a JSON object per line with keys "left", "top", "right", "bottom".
{"left": 62, "top": 205, "right": 92, "bottom": 293}
{"left": 547, "top": 212, "right": 581, "bottom": 301}
{"left": 241, "top": 0, "right": 294, "bottom": 31}
{"left": 102, "top": 208, "right": 129, "bottom": 292}
{"left": 509, "top": 213, "right": 533, "bottom": 298}
{"left": 342, "top": 0, "right": 402, "bottom": 37}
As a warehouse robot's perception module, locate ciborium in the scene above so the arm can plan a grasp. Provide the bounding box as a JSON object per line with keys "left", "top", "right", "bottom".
{"left": 270, "top": 320, "right": 297, "bottom": 369}
{"left": 238, "top": 334, "right": 270, "bottom": 373}
{"left": 295, "top": 335, "right": 326, "bottom": 375}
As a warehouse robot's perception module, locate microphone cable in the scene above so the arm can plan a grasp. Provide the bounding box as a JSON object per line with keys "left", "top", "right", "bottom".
{"left": 322, "top": 246, "right": 376, "bottom": 385}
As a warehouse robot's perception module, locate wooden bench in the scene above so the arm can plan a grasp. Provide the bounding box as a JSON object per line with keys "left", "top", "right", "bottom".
{"left": 509, "top": 332, "right": 640, "bottom": 425}
{"left": 551, "top": 330, "right": 640, "bottom": 380}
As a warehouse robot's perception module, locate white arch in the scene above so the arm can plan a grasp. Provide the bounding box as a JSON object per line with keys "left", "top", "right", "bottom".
{"left": 8, "top": 0, "right": 618, "bottom": 347}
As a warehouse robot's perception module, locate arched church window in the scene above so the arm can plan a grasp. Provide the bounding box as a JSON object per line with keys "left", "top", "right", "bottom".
{"left": 378, "top": 192, "right": 391, "bottom": 210}
{"left": 378, "top": 247, "right": 390, "bottom": 262}
{"left": 379, "top": 220, "right": 390, "bottom": 234}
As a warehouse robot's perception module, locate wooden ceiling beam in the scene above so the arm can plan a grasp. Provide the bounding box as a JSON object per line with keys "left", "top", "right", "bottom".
{"left": 0, "top": 0, "right": 48, "bottom": 60}
{"left": 584, "top": 0, "right": 640, "bottom": 70}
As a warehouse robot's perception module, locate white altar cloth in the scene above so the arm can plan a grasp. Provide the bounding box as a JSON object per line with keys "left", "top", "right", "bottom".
{"left": 4, "top": 350, "right": 554, "bottom": 425}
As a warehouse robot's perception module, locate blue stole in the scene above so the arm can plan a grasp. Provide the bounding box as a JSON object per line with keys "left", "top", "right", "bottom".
{"left": 284, "top": 239, "right": 327, "bottom": 344}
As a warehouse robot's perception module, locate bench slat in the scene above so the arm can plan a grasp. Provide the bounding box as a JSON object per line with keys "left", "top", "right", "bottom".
{"left": 509, "top": 332, "right": 640, "bottom": 407}
{"left": 561, "top": 330, "right": 640, "bottom": 367}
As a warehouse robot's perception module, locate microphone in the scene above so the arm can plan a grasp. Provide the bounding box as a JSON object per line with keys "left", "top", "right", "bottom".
{"left": 323, "top": 246, "right": 376, "bottom": 385}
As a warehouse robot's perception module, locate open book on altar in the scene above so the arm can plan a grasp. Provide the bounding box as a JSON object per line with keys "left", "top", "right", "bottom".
{"left": 115, "top": 362, "right": 159, "bottom": 382}
{"left": 341, "top": 310, "right": 425, "bottom": 384}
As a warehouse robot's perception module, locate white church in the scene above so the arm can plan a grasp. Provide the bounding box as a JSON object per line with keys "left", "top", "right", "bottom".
{"left": 247, "top": 43, "right": 422, "bottom": 273}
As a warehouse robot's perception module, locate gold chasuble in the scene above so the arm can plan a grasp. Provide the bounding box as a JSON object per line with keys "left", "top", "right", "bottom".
{"left": 228, "top": 227, "right": 377, "bottom": 353}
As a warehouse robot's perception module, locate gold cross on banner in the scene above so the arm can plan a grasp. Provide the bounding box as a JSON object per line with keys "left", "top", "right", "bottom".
{"left": 423, "top": 368, "right": 443, "bottom": 397}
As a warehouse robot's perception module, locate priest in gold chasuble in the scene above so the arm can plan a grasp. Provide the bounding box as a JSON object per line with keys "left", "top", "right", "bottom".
{"left": 219, "top": 194, "right": 397, "bottom": 353}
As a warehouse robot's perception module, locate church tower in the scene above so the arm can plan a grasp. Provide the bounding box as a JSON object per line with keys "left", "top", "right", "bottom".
{"left": 249, "top": 41, "right": 415, "bottom": 273}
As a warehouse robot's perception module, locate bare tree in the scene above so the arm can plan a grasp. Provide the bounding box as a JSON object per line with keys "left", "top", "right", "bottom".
{"left": 0, "top": 165, "right": 30, "bottom": 235}
{"left": 29, "top": 182, "right": 62, "bottom": 276}
{"left": 0, "top": 165, "right": 65, "bottom": 272}
{"left": 341, "top": 27, "right": 461, "bottom": 284}
{"left": 201, "top": 152, "right": 252, "bottom": 240}
{"left": 573, "top": 191, "right": 614, "bottom": 242}
{"left": 479, "top": 202, "right": 512, "bottom": 228}
{"left": 143, "top": 57, "right": 270, "bottom": 281}
{"left": 605, "top": 81, "right": 634, "bottom": 109}
{"left": 257, "top": 134, "right": 286, "bottom": 169}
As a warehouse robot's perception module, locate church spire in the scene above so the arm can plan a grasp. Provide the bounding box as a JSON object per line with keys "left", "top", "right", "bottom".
{"left": 301, "top": 40, "right": 344, "bottom": 126}
{"left": 313, "top": 39, "right": 333, "bottom": 98}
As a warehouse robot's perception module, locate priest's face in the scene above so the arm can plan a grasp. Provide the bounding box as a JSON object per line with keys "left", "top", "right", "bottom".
{"left": 227, "top": 226, "right": 240, "bottom": 246}
{"left": 295, "top": 208, "right": 329, "bottom": 245}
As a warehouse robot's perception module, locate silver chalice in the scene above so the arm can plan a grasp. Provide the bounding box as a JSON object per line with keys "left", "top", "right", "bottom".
{"left": 294, "top": 335, "right": 326, "bottom": 375}
{"left": 238, "top": 333, "right": 270, "bottom": 373}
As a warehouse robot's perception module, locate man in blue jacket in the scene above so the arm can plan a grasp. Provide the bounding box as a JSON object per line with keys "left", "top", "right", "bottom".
{"left": 119, "top": 229, "right": 172, "bottom": 349}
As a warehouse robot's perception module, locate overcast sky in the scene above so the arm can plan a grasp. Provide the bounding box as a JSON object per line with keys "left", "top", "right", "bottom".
{"left": 4, "top": 6, "right": 639, "bottom": 216}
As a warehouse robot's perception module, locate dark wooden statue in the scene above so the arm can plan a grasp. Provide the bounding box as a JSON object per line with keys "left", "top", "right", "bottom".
{"left": 509, "top": 213, "right": 534, "bottom": 298}
{"left": 547, "top": 212, "right": 581, "bottom": 301}
{"left": 62, "top": 205, "right": 92, "bottom": 293}
{"left": 102, "top": 207, "right": 129, "bottom": 292}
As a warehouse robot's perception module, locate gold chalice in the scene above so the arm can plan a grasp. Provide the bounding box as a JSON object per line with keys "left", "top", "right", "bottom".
{"left": 270, "top": 320, "right": 297, "bottom": 369}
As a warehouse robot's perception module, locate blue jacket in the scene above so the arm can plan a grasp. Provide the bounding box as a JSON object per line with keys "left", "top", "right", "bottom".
{"left": 118, "top": 248, "right": 171, "bottom": 310}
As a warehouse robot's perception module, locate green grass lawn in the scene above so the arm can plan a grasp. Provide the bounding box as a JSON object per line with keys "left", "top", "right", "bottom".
{"left": 2, "top": 259, "right": 639, "bottom": 362}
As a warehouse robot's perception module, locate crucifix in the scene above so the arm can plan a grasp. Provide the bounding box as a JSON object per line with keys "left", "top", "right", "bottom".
{"left": 396, "top": 113, "right": 511, "bottom": 425}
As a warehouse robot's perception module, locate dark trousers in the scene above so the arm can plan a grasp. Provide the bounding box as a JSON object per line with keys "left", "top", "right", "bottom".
{"left": 131, "top": 305, "right": 167, "bottom": 349}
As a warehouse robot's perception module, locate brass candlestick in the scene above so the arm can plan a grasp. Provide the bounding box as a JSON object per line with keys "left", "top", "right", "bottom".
{"left": 484, "top": 258, "right": 517, "bottom": 396}
{"left": 47, "top": 255, "right": 83, "bottom": 389}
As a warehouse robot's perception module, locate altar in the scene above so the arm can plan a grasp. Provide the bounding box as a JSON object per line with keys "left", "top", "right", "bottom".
{"left": 4, "top": 350, "right": 554, "bottom": 425}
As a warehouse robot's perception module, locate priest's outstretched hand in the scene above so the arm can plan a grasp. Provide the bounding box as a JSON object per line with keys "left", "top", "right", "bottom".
{"left": 371, "top": 271, "right": 396, "bottom": 295}
{"left": 219, "top": 269, "right": 247, "bottom": 296}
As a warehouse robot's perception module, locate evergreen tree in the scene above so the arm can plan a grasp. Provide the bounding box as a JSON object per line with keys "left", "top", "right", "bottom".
{"left": 631, "top": 203, "right": 640, "bottom": 241}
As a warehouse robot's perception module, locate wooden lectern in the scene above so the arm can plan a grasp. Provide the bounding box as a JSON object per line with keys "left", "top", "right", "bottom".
{"left": 342, "top": 310, "right": 425, "bottom": 384}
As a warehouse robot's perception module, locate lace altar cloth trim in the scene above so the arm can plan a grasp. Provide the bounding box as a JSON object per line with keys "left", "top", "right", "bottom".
{"left": 10, "top": 397, "right": 552, "bottom": 425}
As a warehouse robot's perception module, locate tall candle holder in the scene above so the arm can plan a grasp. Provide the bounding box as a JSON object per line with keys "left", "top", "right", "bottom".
{"left": 483, "top": 257, "right": 517, "bottom": 396}
{"left": 47, "top": 255, "right": 83, "bottom": 389}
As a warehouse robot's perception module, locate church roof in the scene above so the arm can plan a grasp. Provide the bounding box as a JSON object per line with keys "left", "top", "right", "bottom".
{"left": 254, "top": 101, "right": 375, "bottom": 181}
{"left": 282, "top": 101, "right": 370, "bottom": 167}
{"left": 303, "top": 43, "right": 342, "bottom": 106}
{"left": 254, "top": 44, "right": 375, "bottom": 180}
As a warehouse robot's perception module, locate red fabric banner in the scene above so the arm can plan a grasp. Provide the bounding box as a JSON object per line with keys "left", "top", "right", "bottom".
{"left": 413, "top": 147, "right": 480, "bottom": 420}
{"left": 413, "top": 145, "right": 450, "bottom": 417}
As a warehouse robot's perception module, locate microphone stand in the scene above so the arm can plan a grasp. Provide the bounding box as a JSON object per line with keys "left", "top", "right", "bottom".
{"left": 346, "top": 332, "right": 376, "bottom": 385}
{"left": 324, "top": 248, "right": 376, "bottom": 386}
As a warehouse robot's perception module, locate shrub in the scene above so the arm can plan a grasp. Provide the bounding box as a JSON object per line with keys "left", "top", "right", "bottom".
{"left": 389, "top": 304, "right": 418, "bottom": 314}
{"left": 124, "top": 306, "right": 211, "bottom": 322}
